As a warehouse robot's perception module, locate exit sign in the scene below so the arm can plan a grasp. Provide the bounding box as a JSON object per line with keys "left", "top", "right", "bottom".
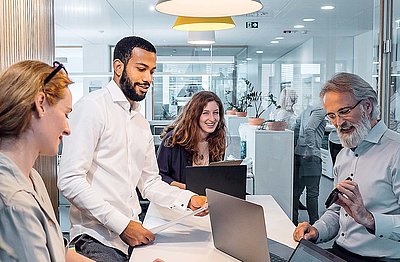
{"left": 246, "top": 21, "right": 259, "bottom": 29}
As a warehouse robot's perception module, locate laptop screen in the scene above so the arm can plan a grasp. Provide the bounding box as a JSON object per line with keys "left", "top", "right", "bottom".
{"left": 186, "top": 165, "right": 246, "bottom": 199}
{"left": 289, "top": 239, "right": 346, "bottom": 262}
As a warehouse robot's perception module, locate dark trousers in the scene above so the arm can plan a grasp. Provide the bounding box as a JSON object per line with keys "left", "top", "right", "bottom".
{"left": 293, "top": 155, "right": 322, "bottom": 226}
{"left": 327, "top": 242, "right": 400, "bottom": 262}
{"left": 75, "top": 234, "right": 132, "bottom": 262}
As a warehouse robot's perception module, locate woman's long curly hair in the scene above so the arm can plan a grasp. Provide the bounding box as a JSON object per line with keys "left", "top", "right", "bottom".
{"left": 161, "top": 91, "right": 226, "bottom": 163}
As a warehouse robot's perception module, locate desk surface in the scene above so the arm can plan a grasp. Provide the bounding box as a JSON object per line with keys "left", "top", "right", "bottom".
{"left": 131, "top": 195, "right": 297, "bottom": 261}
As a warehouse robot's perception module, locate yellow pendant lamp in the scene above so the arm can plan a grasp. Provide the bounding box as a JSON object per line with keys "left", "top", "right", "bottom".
{"left": 173, "top": 16, "right": 235, "bottom": 31}
{"left": 155, "top": 0, "right": 263, "bottom": 17}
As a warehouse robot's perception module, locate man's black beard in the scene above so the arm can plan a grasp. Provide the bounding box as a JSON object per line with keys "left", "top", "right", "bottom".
{"left": 119, "top": 69, "right": 148, "bottom": 102}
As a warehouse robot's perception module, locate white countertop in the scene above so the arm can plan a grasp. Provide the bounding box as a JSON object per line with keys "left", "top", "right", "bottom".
{"left": 131, "top": 195, "right": 297, "bottom": 261}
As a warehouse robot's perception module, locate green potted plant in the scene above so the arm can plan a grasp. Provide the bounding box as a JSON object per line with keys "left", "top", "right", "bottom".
{"left": 224, "top": 90, "right": 237, "bottom": 115}
{"left": 225, "top": 89, "right": 250, "bottom": 117}
{"left": 263, "top": 93, "right": 286, "bottom": 130}
{"left": 235, "top": 95, "right": 250, "bottom": 117}
{"left": 243, "top": 79, "right": 280, "bottom": 126}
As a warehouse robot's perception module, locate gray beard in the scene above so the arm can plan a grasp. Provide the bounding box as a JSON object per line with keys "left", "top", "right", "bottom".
{"left": 338, "top": 110, "right": 371, "bottom": 148}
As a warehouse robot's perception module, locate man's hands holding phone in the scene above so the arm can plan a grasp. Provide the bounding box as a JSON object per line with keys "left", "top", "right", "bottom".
{"left": 325, "top": 177, "right": 375, "bottom": 231}
{"left": 325, "top": 177, "right": 352, "bottom": 208}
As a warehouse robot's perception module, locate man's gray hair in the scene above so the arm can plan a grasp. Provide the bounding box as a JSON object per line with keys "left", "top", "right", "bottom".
{"left": 320, "top": 72, "right": 380, "bottom": 119}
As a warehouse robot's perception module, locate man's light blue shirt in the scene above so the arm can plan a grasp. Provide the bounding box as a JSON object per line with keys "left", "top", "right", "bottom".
{"left": 313, "top": 120, "right": 400, "bottom": 258}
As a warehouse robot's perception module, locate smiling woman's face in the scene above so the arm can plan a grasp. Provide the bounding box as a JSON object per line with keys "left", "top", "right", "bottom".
{"left": 198, "top": 101, "right": 220, "bottom": 139}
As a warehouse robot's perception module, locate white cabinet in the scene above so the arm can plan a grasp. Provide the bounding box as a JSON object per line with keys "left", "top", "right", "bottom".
{"left": 245, "top": 127, "right": 294, "bottom": 219}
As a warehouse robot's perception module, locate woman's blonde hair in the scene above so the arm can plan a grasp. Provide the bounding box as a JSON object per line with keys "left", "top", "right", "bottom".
{"left": 161, "top": 91, "right": 226, "bottom": 163}
{"left": 0, "top": 60, "right": 73, "bottom": 139}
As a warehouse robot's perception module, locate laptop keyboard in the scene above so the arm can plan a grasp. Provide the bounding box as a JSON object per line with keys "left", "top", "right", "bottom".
{"left": 269, "top": 252, "right": 288, "bottom": 262}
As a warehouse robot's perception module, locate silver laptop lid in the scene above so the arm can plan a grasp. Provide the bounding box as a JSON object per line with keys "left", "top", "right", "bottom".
{"left": 289, "top": 239, "right": 346, "bottom": 262}
{"left": 206, "top": 188, "right": 271, "bottom": 262}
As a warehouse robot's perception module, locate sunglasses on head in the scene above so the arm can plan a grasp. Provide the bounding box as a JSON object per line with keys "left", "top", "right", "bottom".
{"left": 43, "top": 61, "right": 68, "bottom": 85}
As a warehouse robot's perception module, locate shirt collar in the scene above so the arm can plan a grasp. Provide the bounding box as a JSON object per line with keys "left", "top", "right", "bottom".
{"left": 0, "top": 152, "right": 35, "bottom": 194}
{"left": 106, "top": 80, "right": 141, "bottom": 113}
{"left": 349, "top": 120, "right": 386, "bottom": 152}
{"left": 363, "top": 120, "right": 387, "bottom": 144}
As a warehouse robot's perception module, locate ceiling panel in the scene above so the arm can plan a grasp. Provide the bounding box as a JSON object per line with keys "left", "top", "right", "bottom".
{"left": 55, "top": 0, "right": 375, "bottom": 62}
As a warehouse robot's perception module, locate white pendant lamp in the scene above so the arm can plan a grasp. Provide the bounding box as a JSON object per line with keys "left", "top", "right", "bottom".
{"left": 155, "top": 0, "right": 263, "bottom": 17}
{"left": 187, "top": 31, "right": 216, "bottom": 45}
{"left": 173, "top": 16, "right": 235, "bottom": 31}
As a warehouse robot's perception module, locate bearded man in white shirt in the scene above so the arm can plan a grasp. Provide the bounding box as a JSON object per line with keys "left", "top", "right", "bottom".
{"left": 293, "top": 72, "right": 400, "bottom": 261}
{"left": 58, "top": 36, "right": 207, "bottom": 262}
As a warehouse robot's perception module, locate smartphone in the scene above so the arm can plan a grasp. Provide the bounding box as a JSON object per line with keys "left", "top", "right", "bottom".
{"left": 324, "top": 177, "right": 352, "bottom": 208}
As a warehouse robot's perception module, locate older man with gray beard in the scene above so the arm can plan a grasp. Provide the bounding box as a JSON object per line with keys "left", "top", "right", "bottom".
{"left": 293, "top": 73, "right": 400, "bottom": 262}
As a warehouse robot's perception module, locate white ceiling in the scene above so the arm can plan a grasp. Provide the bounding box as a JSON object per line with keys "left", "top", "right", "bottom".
{"left": 55, "top": 0, "right": 376, "bottom": 62}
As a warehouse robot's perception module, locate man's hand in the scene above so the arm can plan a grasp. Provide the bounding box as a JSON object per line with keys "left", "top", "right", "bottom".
{"left": 170, "top": 181, "right": 186, "bottom": 190}
{"left": 293, "top": 222, "right": 319, "bottom": 242}
{"left": 66, "top": 248, "right": 95, "bottom": 262}
{"left": 188, "top": 195, "right": 208, "bottom": 216}
{"left": 120, "top": 221, "right": 155, "bottom": 247}
{"left": 336, "top": 180, "right": 375, "bottom": 230}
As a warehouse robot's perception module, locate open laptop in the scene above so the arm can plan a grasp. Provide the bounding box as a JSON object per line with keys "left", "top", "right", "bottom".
{"left": 206, "top": 189, "right": 346, "bottom": 262}
{"left": 185, "top": 165, "right": 246, "bottom": 199}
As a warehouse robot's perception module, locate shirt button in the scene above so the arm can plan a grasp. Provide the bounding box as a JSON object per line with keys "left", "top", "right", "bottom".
{"left": 380, "top": 235, "right": 383, "bottom": 238}
{"left": 345, "top": 214, "right": 348, "bottom": 217}
{"left": 350, "top": 173, "right": 353, "bottom": 177}
{"left": 181, "top": 204, "right": 184, "bottom": 207}
{"left": 355, "top": 154, "right": 359, "bottom": 157}
{"left": 341, "top": 233, "right": 345, "bottom": 236}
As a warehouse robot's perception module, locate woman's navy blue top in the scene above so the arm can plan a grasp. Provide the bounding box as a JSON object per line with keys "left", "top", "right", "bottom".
{"left": 156, "top": 131, "right": 193, "bottom": 184}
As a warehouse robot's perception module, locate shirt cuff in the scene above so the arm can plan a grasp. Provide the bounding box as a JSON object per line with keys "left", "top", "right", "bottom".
{"left": 105, "top": 210, "right": 132, "bottom": 235}
{"left": 313, "top": 220, "right": 329, "bottom": 243}
{"left": 370, "top": 212, "right": 392, "bottom": 239}
{"left": 171, "top": 189, "right": 196, "bottom": 211}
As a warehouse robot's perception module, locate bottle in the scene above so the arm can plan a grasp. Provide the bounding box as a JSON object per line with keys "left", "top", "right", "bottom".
{"left": 238, "top": 123, "right": 247, "bottom": 159}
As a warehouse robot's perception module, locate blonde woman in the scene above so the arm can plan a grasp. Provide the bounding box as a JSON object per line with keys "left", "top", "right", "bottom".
{"left": 0, "top": 60, "right": 91, "bottom": 262}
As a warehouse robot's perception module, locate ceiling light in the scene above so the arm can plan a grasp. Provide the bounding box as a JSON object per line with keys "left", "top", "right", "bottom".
{"left": 149, "top": 5, "right": 155, "bottom": 11}
{"left": 246, "top": 58, "right": 252, "bottom": 61}
{"left": 173, "top": 16, "right": 235, "bottom": 31}
{"left": 155, "top": 0, "right": 263, "bottom": 17}
{"left": 256, "top": 50, "right": 263, "bottom": 54}
{"left": 275, "top": 37, "right": 284, "bottom": 40}
{"left": 187, "top": 31, "right": 216, "bottom": 45}
{"left": 270, "top": 40, "right": 279, "bottom": 44}
{"left": 294, "top": 25, "right": 304, "bottom": 29}
{"left": 303, "top": 18, "right": 315, "bottom": 22}
{"left": 321, "top": 5, "right": 335, "bottom": 10}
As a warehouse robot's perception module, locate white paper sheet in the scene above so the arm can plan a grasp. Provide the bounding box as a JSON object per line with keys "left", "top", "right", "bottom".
{"left": 149, "top": 204, "right": 208, "bottom": 234}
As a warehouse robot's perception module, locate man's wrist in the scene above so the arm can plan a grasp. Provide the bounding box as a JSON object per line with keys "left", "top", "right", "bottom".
{"left": 364, "top": 211, "right": 375, "bottom": 232}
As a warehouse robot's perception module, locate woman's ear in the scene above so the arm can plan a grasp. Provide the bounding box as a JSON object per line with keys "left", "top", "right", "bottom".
{"left": 33, "top": 92, "right": 46, "bottom": 118}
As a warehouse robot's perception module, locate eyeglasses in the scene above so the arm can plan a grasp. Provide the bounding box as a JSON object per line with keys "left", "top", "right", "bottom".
{"left": 325, "top": 100, "right": 363, "bottom": 121}
{"left": 43, "top": 61, "right": 68, "bottom": 85}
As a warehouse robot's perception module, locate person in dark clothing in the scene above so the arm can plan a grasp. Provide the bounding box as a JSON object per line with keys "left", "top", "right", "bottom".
{"left": 157, "top": 91, "right": 226, "bottom": 189}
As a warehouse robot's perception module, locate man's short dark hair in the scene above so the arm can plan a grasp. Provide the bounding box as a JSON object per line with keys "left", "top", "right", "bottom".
{"left": 113, "top": 36, "right": 156, "bottom": 66}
